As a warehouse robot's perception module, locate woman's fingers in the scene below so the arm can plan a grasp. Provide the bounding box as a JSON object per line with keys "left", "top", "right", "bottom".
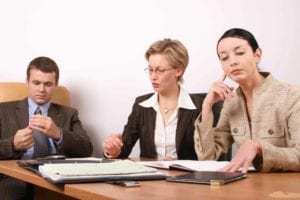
{"left": 104, "top": 134, "right": 123, "bottom": 151}
{"left": 218, "top": 73, "right": 227, "bottom": 83}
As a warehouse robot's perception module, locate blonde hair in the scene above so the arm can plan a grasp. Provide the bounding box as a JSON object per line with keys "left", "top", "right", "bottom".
{"left": 145, "top": 39, "right": 189, "bottom": 83}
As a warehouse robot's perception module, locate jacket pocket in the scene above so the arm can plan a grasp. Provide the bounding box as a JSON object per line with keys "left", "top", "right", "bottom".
{"left": 260, "top": 125, "right": 284, "bottom": 138}
{"left": 231, "top": 125, "right": 246, "bottom": 136}
{"left": 260, "top": 125, "right": 286, "bottom": 147}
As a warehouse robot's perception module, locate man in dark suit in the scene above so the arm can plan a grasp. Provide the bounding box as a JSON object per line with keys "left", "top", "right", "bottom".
{"left": 0, "top": 56, "right": 93, "bottom": 199}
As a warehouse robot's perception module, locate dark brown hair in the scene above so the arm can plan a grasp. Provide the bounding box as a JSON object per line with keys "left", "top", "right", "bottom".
{"left": 26, "top": 56, "right": 59, "bottom": 85}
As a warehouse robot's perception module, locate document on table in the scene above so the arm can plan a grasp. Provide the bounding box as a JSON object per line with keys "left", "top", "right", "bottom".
{"left": 138, "top": 160, "right": 255, "bottom": 172}
{"left": 137, "top": 160, "right": 230, "bottom": 171}
{"left": 39, "top": 159, "right": 166, "bottom": 184}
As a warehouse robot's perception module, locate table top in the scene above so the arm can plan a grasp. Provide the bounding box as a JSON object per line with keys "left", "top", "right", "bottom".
{"left": 1, "top": 160, "right": 300, "bottom": 200}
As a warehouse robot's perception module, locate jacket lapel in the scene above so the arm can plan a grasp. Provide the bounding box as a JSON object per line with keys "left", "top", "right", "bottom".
{"left": 47, "top": 104, "right": 63, "bottom": 127}
{"left": 16, "top": 99, "right": 29, "bottom": 128}
{"left": 147, "top": 108, "right": 156, "bottom": 149}
{"left": 175, "top": 108, "right": 194, "bottom": 151}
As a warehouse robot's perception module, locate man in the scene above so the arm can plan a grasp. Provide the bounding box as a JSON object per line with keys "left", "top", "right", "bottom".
{"left": 0, "top": 56, "right": 93, "bottom": 199}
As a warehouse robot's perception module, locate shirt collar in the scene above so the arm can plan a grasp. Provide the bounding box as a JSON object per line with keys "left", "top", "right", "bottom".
{"left": 28, "top": 98, "right": 51, "bottom": 115}
{"left": 139, "top": 85, "right": 197, "bottom": 111}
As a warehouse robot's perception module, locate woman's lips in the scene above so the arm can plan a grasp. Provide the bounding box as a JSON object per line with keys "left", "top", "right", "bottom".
{"left": 231, "top": 69, "right": 242, "bottom": 75}
{"left": 152, "top": 83, "right": 159, "bottom": 88}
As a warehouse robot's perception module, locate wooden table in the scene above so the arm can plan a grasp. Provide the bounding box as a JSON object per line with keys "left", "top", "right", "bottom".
{"left": 0, "top": 160, "right": 299, "bottom": 200}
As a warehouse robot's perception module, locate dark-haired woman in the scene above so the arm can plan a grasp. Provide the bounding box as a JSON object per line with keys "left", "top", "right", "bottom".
{"left": 194, "top": 28, "right": 300, "bottom": 173}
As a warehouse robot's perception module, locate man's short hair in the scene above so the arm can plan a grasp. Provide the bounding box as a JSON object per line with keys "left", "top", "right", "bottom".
{"left": 26, "top": 56, "right": 60, "bottom": 85}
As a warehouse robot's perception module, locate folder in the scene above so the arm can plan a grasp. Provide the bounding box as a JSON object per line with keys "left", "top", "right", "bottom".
{"left": 166, "top": 171, "right": 247, "bottom": 185}
{"left": 17, "top": 157, "right": 109, "bottom": 176}
{"left": 18, "top": 159, "right": 166, "bottom": 184}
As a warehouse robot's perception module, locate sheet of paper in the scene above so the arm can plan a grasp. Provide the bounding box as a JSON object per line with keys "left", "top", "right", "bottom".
{"left": 66, "top": 157, "right": 103, "bottom": 161}
{"left": 138, "top": 160, "right": 255, "bottom": 172}
{"left": 138, "top": 160, "right": 230, "bottom": 171}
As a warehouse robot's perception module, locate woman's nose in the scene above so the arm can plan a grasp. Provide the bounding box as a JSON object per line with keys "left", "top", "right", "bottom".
{"left": 229, "top": 56, "right": 238, "bottom": 67}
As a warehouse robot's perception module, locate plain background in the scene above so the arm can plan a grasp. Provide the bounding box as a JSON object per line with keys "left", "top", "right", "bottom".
{"left": 1, "top": 0, "right": 299, "bottom": 157}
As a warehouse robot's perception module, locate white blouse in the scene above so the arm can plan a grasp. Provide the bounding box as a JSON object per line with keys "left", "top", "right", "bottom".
{"left": 139, "top": 86, "right": 196, "bottom": 160}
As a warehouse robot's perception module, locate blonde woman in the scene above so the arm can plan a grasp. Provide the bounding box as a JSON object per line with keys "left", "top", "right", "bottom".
{"left": 102, "top": 39, "right": 215, "bottom": 160}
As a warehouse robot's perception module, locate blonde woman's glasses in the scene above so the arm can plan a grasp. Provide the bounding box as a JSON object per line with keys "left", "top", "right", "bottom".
{"left": 144, "top": 67, "right": 174, "bottom": 76}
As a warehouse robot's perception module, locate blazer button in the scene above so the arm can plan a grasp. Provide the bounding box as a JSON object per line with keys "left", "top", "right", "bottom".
{"left": 268, "top": 129, "right": 274, "bottom": 135}
{"left": 233, "top": 128, "right": 238, "bottom": 133}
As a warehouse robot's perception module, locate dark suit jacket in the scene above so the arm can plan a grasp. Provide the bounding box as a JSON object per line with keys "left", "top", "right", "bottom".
{"left": 0, "top": 98, "right": 93, "bottom": 160}
{"left": 118, "top": 93, "right": 208, "bottom": 160}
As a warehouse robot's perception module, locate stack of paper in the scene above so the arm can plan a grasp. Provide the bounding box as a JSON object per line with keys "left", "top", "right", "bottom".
{"left": 39, "top": 159, "right": 166, "bottom": 183}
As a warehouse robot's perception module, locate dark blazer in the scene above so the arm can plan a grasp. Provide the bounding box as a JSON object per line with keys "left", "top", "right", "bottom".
{"left": 0, "top": 98, "right": 93, "bottom": 160}
{"left": 118, "top": 93, "right": 207, "bottom": 160}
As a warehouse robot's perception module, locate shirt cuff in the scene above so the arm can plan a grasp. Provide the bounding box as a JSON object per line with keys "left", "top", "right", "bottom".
{"left": 52, "top": 128, "right": 63, "bottom": 145}
{"left": 103, "top": 150, "right": 121, "bottom": 158}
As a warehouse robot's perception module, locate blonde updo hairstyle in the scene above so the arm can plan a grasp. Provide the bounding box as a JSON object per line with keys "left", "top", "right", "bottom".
{"left": 145, "top": 38, "right": 189, "bottom": 83}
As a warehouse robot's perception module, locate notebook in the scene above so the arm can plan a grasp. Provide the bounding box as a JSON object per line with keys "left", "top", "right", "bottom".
{"left": 37, "top": 159, "right": 166, "bottom": 184}
{"left": 166, "top": 171, "right": 247, "bottom": 185}
{"left": 17, "top": 157, "right": 110, "bottom": 176}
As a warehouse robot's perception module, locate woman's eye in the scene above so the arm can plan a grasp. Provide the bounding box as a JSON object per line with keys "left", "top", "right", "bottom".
{"left": 220, "top": 56, "right": 228, "bottom": 61}
{"left": 236, "top": 52, "right": 244, "bottom": 56}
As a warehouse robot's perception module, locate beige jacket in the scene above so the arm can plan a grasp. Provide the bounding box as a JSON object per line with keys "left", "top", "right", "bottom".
{"left": 194, "top": 73, "right": 300, "bottom": 172}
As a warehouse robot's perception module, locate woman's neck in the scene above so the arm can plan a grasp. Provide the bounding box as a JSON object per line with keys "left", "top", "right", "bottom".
{"left": 239, "top": 72, "right": 264, "bottom": 98}
{"left": 158, "top": 84, "right": 180, "bottom": 111}
{"left": 239, "top": 72, "right": 265, "bottom": 121}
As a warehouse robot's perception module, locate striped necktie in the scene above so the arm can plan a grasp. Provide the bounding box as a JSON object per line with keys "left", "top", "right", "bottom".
{"left": 33, "top": 107, "right": 50, "bottom": 158}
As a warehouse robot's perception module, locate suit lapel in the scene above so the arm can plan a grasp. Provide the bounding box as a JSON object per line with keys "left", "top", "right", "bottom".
{"left": 15, "top": 100, "right": 63, "bottom": 128}
{"left": 175, "top": 108, "right": 194, "bottom": 151}
{"left": 47, "top": 104, "right": 63, "bottom": 127}
{"left": 147, "top": 108, "right": 156, "bottom": 148}
{"left": 16, "top": 99, "right": 29, "bottom": 128}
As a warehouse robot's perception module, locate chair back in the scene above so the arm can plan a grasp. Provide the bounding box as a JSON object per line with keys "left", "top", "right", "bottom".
{"left": 194, "top": 93, "right": 231, "bottom": 161}
{"left": 0, "top": 82, "right": 70, "bottom": 106}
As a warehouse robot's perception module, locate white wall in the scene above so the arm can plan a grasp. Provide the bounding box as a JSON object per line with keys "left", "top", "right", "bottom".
{"left": 1, "top": 0, "right": 299, "bottom": 157}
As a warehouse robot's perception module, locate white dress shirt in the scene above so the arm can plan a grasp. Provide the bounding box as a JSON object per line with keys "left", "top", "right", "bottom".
{"left": 139, "top": 85, "right": 196, "bottom": 160}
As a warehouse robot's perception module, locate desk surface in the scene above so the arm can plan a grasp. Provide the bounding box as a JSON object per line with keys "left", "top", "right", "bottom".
{"left": 1, "top": 160, "right": 300, "bottom": 200}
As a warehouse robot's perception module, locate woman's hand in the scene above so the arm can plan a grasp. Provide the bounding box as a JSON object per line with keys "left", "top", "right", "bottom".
{"left": 219, "top": 140, "right": 262, "bottom": 173}
{"left": 102, "top": 133, "right": 123, "bottom": 158}
{"left": 202, "top": 73, "right": 234, "bottom": 120}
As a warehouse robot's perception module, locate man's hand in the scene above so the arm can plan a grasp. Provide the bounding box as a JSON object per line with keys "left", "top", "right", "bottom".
{"left": 13, "top": 127, "right": 34, "bottom": 151}
{"left": 29, "top": 115, "right": 61, "bottom": 140}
